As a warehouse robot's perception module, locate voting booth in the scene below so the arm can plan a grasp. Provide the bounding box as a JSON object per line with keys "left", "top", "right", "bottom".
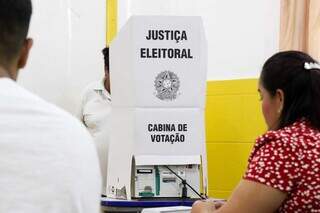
{"left": 106, "top": 16, "right": 207, "bottom": 200}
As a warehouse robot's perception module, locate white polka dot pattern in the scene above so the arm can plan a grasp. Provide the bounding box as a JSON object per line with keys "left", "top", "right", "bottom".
{"left": 244, "top": 119, "right": 320, "bottom": 212}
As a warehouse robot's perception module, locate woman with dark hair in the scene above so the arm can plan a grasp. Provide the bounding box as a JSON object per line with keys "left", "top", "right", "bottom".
{"left": 192, "top": 51, "right": 320, "bottom": 212}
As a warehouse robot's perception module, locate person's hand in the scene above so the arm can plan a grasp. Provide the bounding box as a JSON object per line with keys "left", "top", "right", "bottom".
{"left": 207, "top": 199, "right": 226, "bottom": 210}
{"left": 212, "top": 200, "right": 226, "bottom": 209}
{"left": 191, "top": 199, "right": 217, "bottom": 213}
{"left": 192, "top": 199, "right": 226, "bottom": 213}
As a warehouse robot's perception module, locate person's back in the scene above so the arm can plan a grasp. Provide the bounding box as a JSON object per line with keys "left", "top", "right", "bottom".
{"left": 0, "top": 78, "right": 101, "bottom": 212}
{"left": 0, "top": 1, "right": 101, "bottom": 210}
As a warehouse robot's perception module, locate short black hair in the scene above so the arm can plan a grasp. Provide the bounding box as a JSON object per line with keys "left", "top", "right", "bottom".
{"left": 0, "top": 0, "right": 32, "bottom": 66}
{"left": 102, "top": 47, "right": 109, "bottom": 71}
{"left": 260, "top": 51, "right": 320, "bottom": 129}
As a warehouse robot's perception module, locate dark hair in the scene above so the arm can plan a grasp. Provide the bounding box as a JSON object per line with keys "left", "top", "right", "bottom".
{"left": 260, "top": 50, "right": 320, "bottom": 129}
{"left": 0, "top": 0, "right": 32, "bottom": 67}
{"left": 102, "top": 47, "right": 109, "bottom": 71}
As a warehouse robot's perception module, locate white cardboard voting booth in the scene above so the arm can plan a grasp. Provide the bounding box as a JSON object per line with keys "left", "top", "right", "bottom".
{"left": 107, "top": 16, "right": 207, "bottom": 200}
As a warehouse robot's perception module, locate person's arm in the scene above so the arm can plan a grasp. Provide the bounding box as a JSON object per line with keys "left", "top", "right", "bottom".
{"left": 193, "top": 132, "right": 301, "bottom": 213}
{"left": 192, "top": 180, "right": 286, "bottom": 213}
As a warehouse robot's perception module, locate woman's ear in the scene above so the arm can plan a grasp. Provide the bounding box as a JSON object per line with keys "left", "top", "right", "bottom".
{"left": 276, "top": 89, "right": 284, "bottom": 113}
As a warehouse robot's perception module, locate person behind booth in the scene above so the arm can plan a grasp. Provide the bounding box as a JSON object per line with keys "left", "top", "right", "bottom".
{"left": 192, "top": 51, "right": 320, "bottom": 213}
{"left": 0, "top": 0, "right": 101, "bottom": 212}
{"left": 78, "top": 47, "right": 111, "bottom": 195}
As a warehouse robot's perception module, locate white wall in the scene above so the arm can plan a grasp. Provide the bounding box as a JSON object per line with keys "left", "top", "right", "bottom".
{"left": 19, "top": 0, "right": 106, "bottom": 114}
{"left": 16, "top": 0, "right": 279, "bottom": 113}
{"left": 119, "top": 0, "right": 280, "bottom": 80}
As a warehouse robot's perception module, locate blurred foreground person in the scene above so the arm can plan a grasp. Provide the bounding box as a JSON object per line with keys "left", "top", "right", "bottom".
{"left": 0, "top": 0, "right": 101, "bottom": 212}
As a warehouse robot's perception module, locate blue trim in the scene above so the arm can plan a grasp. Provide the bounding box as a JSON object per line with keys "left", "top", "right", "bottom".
{"left": 101, "top": 200, "right": 195, "bottom": 208}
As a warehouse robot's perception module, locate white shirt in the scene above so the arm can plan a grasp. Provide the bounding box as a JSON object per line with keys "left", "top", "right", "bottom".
{"left": 78, "top": 80, "right": 111, "bottom": 195}
{"left": 0, "top": 78, "right": 101, "bottom": 213}
{"left": 78, "top": 80, "right": 111, "bottom": 137}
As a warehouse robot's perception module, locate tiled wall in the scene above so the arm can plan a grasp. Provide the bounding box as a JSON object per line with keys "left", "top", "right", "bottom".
{"left": 205, "top": 79, "right": 266, "bottom": 198}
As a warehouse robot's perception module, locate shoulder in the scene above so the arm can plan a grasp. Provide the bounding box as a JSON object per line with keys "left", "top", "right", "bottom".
{"left": 3, "top": 79, "right": 93, "bottom": 143}
{"left": 0, "top": 79, "right": 101, "bottom": 200}
{"left": 83, "top": 81, "right": 102, "bottom": 91}
{"left": 254, "top": 120, "right": 315, "bottom": 153}
{"left": 245, "top": 120, "right": 320, "bottom": 193}
{"left": 80, "top": 81, "right": 102, "bottom": 102}
{"left": 81, "top": 81, "right": 102, "bottom": 96}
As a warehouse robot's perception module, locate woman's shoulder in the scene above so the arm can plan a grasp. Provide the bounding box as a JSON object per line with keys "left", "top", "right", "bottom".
{"left": 245, "top": 119, "right": 320, "bottom": 198}
{"left": 254, "top": 119, "right": 320, "bottom": 153}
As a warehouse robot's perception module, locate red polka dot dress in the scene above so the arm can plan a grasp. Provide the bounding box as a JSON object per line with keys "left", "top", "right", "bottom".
{"left": 244, "top": 119, "right": 320, "bottom": 212}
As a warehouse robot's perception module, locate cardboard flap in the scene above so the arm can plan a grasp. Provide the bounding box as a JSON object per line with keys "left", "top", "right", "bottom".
{"left": 134, "top": 155, "right": 201, "bottom": 166}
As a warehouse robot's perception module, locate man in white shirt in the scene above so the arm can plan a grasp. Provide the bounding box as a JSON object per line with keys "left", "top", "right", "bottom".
{"left": 0, "top": 0, "right": 101, "bottom": 212}
{"left": 78, "top": 47, "right": 111, "bottom": 195}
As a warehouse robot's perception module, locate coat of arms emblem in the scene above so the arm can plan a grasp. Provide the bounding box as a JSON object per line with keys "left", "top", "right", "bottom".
{"left": 154, "top": 71, "right": 180, "bottom": 101}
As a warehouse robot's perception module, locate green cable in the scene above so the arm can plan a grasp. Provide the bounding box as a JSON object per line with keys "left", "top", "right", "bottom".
{"left": 155, "top": 166, "right": 160, "bottom": 196}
